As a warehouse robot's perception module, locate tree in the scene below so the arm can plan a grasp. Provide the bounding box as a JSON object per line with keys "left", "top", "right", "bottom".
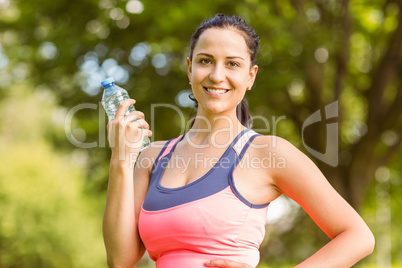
{"left": 0, "top": 84, "right": 106, "bottom": 267}
{"left": 1, "top": 0, "right": 401, "bottom": 266}
{"left": 244, "top": 0, "right": 402, "bottom": 210}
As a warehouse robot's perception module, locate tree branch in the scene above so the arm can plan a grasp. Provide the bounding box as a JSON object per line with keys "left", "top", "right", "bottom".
{"left": 380, "top": 139, "right": 402, "bottom": 166}
{"left": 290, "top": 0, "right": 304, "bottom": 15}
{"left": 333, "top": 0, "right": 351, "bottom": 100}
{"left": 304, "top": 62, "right": 324, "bottom": 109}
{"left": 284, "top": 89, "right": 305, "bottom": 130}
{"left": 367, "top": 0, "right": 402, "bottom": 130}
{"left": 271, "top": 0, "right": 283, "bottom": 17}
{"left": 380, "top": 76, "right": 402, "bottom": 130}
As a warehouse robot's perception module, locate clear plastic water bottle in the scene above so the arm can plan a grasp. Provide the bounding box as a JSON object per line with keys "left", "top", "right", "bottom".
{"left": 101, "top": 77, "right": 151, "bottom": 151}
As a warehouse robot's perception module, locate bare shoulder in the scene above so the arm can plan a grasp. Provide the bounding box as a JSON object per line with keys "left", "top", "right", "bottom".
{"left": 252, "top": 135, "right": 316, "bottom": 179}
{"left": 251, "top": 135, "right": 303, "bottom": 158}
{"left": 252, "top": 135, "right": 293, "bottom": 147}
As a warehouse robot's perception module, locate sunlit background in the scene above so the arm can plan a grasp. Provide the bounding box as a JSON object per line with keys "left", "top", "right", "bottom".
{"left": 1, "top": 0, "right": 401, "bottom": 267}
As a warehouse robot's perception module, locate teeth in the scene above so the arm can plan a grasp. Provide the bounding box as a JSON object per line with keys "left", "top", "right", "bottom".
{"left": 206, "top": 88, "right": 228, "bottom": 94}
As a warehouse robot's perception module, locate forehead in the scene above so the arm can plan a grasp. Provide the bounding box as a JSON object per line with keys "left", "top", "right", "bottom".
{"left": 194, "top": 28, "right": 249, "bottom": 58}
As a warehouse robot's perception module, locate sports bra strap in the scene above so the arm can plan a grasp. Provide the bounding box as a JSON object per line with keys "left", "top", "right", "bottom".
{"left": 157, "top": 130, "right": 259, "bottom": 162}
{"left": 158, "top": 135, "right": 183, "bottom": 161}
{"left": 232, "top": 130, "right": 260, "bottom": 160}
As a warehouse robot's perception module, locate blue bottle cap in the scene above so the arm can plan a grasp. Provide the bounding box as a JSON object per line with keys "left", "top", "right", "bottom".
{"left": 101, "top": 77, "right": 115, "bottom": 88}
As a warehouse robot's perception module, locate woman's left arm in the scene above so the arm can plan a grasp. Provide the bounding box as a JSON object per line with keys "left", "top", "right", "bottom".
{"left": 270, "top": 137, "right": 375, "bottom": 268}
{"left": 205, "top": 136, "right": 374, "bottom": 268}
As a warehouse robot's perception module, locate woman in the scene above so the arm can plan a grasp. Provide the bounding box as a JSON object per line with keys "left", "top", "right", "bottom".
{"left": 103, "top": 14, "right": 375, "bottom": 268}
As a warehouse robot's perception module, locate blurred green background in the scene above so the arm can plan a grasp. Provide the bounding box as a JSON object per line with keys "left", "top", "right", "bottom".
{"left": 1, "top": 0, "right": 401, "bottom": 267}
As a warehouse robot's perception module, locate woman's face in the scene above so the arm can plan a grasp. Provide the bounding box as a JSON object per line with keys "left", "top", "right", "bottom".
{"left": 187, "top": 28, "right": 258, "bottom": 118}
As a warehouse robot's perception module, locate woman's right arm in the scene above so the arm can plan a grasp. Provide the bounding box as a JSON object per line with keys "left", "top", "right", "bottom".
{"left": 102, "top": 99, "right": 154, "bottom": 267}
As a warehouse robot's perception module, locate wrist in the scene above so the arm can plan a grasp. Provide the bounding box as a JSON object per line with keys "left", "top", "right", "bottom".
{"left": 110, "top": 153, "right": 137, "bottom": 170}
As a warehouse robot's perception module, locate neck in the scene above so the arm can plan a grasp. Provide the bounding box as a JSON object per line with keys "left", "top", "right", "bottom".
{"left": 187, "top": 110, "right": 246, "bottom": 146}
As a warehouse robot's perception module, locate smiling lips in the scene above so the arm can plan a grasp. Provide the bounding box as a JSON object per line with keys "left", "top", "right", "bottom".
{"left": 204, "top": 87, "right": 229, "bottom": 95}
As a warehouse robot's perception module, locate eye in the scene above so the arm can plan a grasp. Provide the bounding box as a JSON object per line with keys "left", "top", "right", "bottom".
{"left": 199, "top": 58, "right": 211, "bottom": 65}
{"left": 228, "top": 61, "right": 240, "bottom": 68}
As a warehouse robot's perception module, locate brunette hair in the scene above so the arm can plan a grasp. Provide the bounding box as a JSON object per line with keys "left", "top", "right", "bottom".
{"left": 188, "top": 14, "right": 260, "bottom": 128}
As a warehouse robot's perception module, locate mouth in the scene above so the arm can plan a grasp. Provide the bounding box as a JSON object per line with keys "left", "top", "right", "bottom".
{"left": 204, "top": 87, "right": 229, "bottom": 95}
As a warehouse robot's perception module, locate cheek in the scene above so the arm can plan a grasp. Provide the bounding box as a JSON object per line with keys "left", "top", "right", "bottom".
{"left": 231, "top": 74, "right": 249, "bottom": 89}
{"left": 191, "top": 66, "right": 209, "bottom": 79}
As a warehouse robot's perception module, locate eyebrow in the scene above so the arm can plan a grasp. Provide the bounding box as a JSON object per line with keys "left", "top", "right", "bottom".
{"left": 195, "top": 53, "right": 246, "bottom": 61}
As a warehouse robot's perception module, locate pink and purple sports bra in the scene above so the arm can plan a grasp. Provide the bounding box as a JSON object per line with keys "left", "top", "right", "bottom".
{"left": 138, "top": 129, "right": 269, "bottom": 267}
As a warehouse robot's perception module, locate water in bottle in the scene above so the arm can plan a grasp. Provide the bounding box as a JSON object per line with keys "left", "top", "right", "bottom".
{"left": 101, "top": 77, "right": 151, "bottom": 151}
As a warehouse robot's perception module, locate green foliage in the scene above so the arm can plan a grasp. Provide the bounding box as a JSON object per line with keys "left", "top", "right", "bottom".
{"left": 0, "top": 85, "right": 106, "bottom": 267}
{"left": 1, "top": 0, "right": 401, "bottom": 266}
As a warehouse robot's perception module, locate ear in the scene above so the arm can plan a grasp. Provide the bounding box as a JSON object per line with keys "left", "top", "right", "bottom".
{"left": 247, "top": 65, "right": 258, "bottom": 90}
{"left": 186, "top": 57, "right": 192, "bottom": 81}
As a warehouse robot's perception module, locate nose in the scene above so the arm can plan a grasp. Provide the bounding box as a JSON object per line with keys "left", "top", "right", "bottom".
{"left": 209, "top": 63, "right": 225, "bottom": 83}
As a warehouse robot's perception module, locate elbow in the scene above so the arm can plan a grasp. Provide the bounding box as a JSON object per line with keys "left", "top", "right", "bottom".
{"left": 104, "top": 241, "right": 145, "bottom": 268}
{"left": 366, "top": 232, "right": 376, "bottom": 255}
{"left": 106, "top": 256, "right": 136, "bottom": 268}
{"left": 361, "top": 228, "right": 375, "bottom": 257}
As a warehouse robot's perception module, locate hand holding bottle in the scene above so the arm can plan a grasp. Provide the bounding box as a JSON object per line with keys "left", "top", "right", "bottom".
{"left": 107, "top": 99, "right": 152, "bottom": 164}
{"left": 101, "top": 77, "right": 151, "bottom": 151}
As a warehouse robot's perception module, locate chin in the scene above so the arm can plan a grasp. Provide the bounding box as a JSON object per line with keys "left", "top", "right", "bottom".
{"left": 201, "top": 104, "right": 233, "bottom": 116}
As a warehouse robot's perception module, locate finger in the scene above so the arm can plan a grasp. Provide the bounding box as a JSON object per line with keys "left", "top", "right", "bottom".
{"left": 115, "top": 99, "right": 136, "bottom": 121}
{"left": 140, "top": 128, "right": 153, "bottom": 138}
{"left": 126, "top": 118, "right": 149, "bottom": 131}
{"left": 107, "top": 121, "right": 111, "bottom": 133}
{"left": 135, "top": 119, "right": 150, "bottom": 130}
{"left": 145, "top": 129, "right": 152, "bottom": 137}
{"left": 107, "top": 116, "right": 112, "bottom": 129}
{"left": 125, "top": 111, "right": 145, "bottom": 122}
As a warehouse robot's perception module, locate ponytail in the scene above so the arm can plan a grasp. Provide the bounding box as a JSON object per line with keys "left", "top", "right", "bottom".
{"left": 236, "top": 99, "right": 252, "bottom": 128}
{"left": 188, "top": 94, "right": 252, "bottom": 128}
